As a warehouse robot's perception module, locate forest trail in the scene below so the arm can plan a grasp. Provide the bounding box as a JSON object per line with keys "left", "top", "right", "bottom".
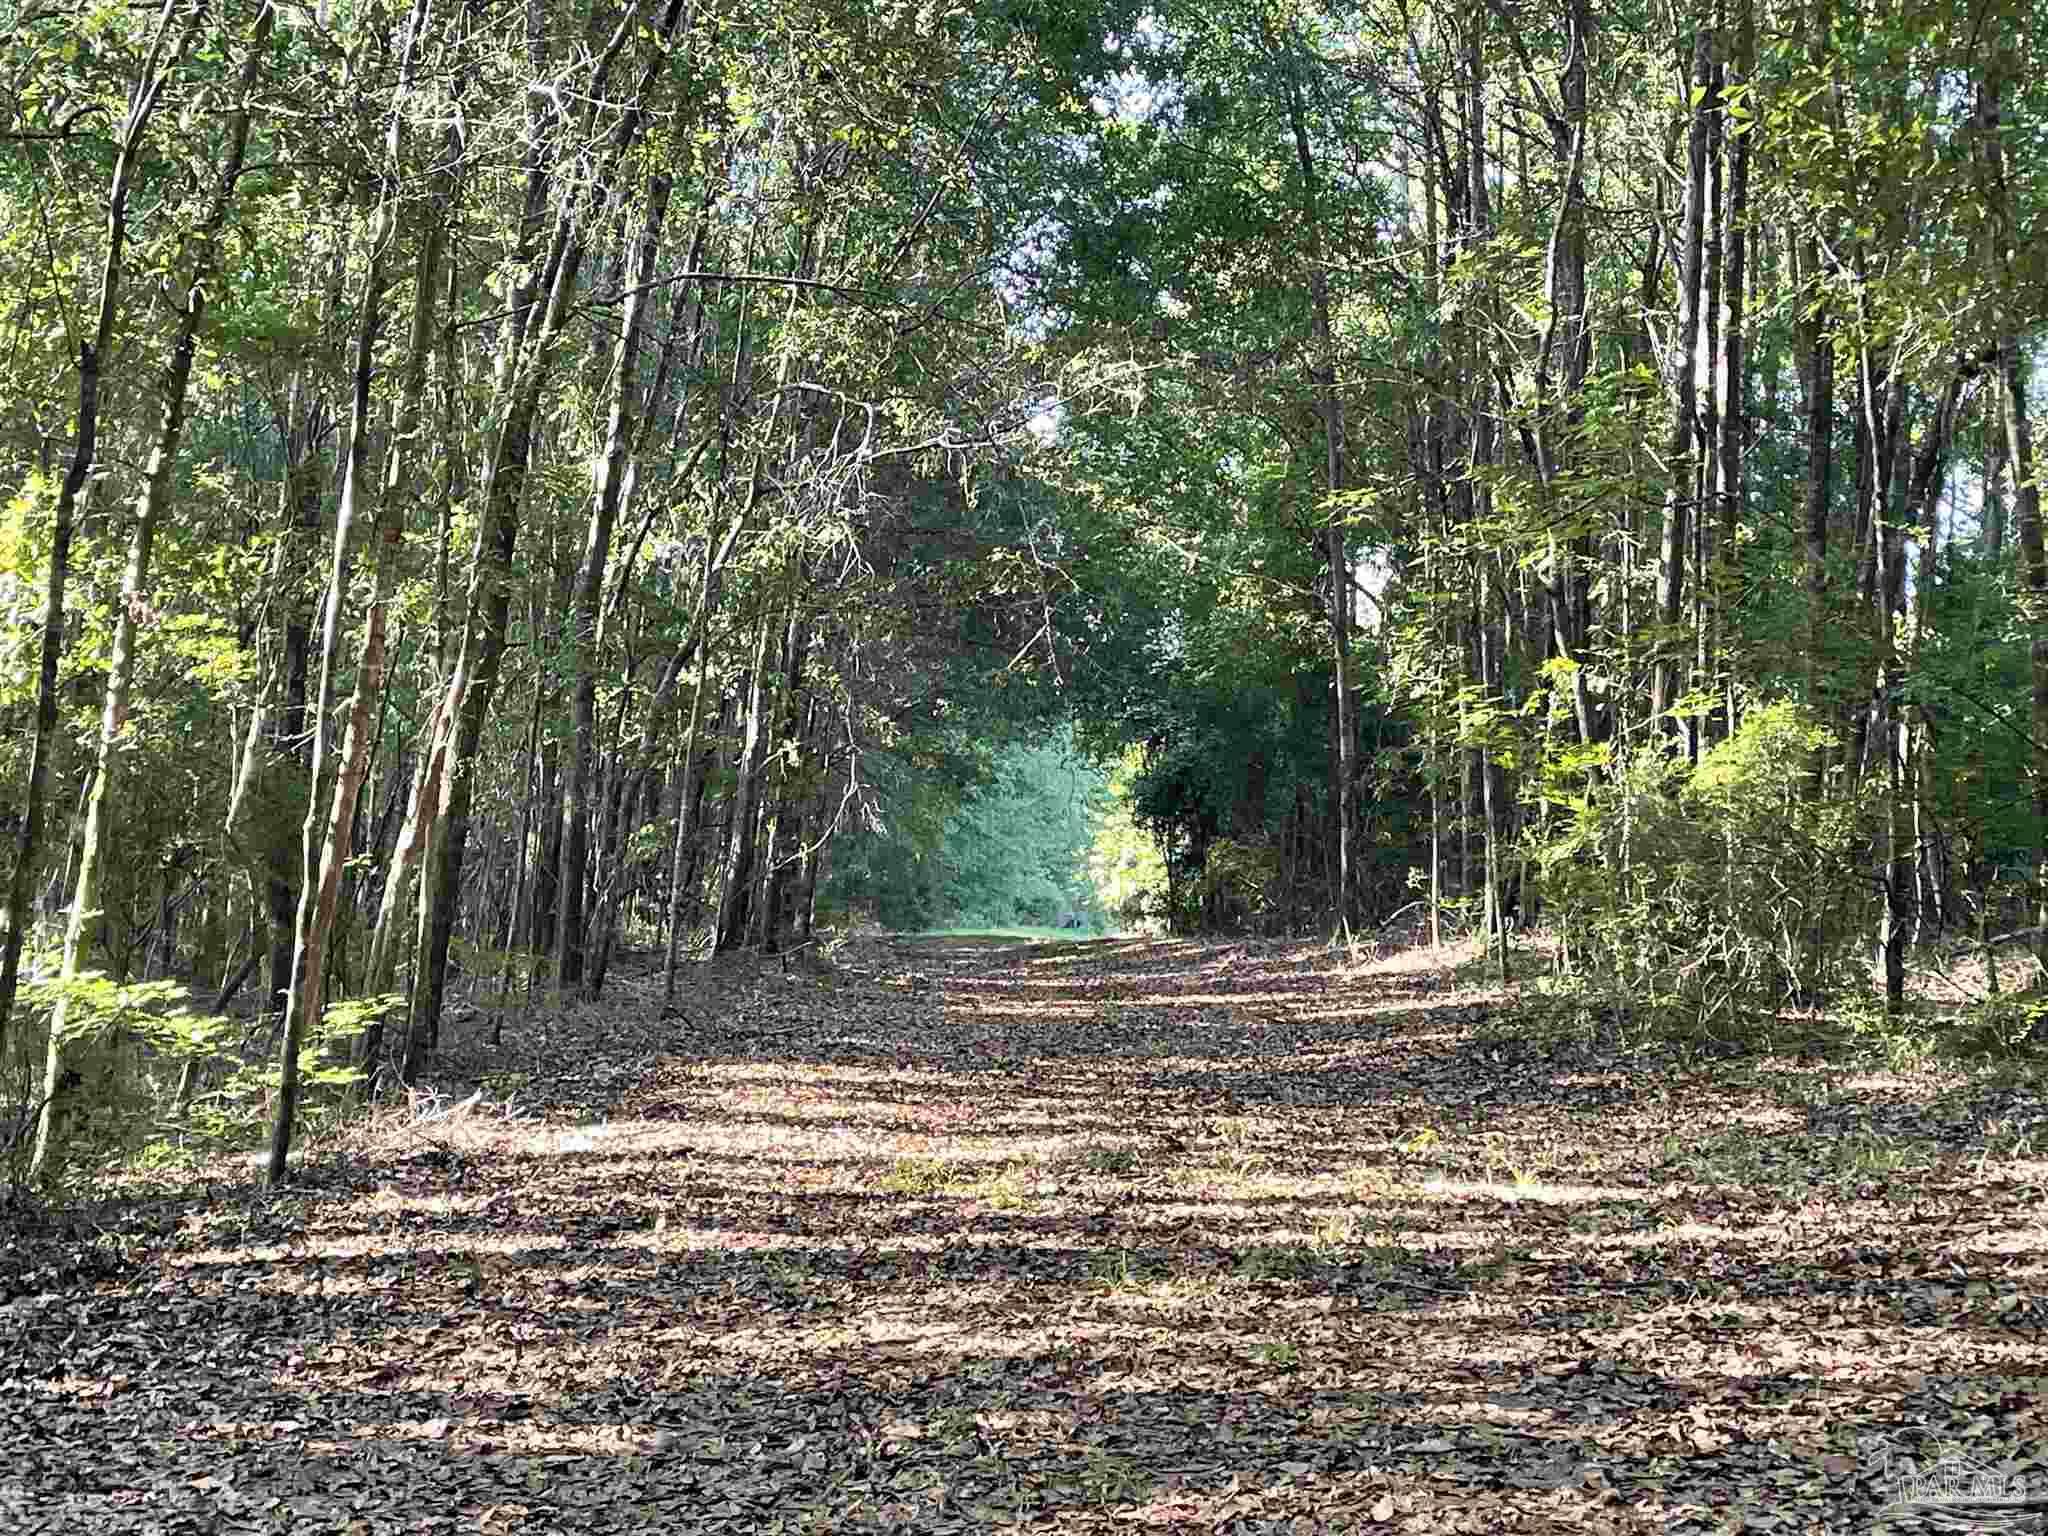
{"left": 4, "top": 934, "right": 2044, "bottom": 1533}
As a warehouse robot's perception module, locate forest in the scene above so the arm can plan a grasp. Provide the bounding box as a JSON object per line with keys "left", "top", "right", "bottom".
{"left": 2, "top": 0, "right": 2046, "bottom": 1526}
{"left": 6, "top": 0, "right": 2046, "bottom": 1179}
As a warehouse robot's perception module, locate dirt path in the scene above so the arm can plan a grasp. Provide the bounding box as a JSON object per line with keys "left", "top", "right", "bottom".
{"left": 3, "top": 934, "right": 2043, "bottom": 1533}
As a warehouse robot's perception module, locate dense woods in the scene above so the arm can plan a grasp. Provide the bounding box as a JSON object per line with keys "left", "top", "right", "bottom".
{"left": 3, "top": 0, "right": 2046, "bottom": 1186}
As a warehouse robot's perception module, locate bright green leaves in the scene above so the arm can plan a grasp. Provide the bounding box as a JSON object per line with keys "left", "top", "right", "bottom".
{"left": 0, "top": 472, "right": 56, "bottom": 586}
{"left": 1086, "top": 743, "right": 1167, "bottom": 922}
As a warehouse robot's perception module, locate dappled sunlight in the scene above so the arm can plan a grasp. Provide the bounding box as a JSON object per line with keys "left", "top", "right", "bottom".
{"left": 1414, "top": 1176, "right": 1653, "bottom": 1206}
{"left": 10, "top": 932, "right": 2043, "bottom": 1534}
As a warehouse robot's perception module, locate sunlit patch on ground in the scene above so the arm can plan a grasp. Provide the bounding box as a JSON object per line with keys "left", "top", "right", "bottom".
{"left": 5, "top": 930, "right": 2044, "bottom": 1533}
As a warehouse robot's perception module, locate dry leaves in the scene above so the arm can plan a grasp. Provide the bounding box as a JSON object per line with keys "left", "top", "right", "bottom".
{"left": 2, "top": 932, "right": 2044, "bottom": 1533}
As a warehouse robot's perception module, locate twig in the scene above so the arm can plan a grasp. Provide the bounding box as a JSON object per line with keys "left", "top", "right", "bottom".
{"left": 2, "top": 1094, "right": 52, "bottom": 1156}
{"left": 1984, "top": 926, "right": 2048, "bottom": 950}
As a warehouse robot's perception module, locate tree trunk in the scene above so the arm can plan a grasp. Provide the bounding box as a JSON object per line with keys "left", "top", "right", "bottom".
{"left": 223, "top": 385, "right": 323, "bottom": 1032}
{"left": 1797, "top": 246, "right": 1834, "bottom": 796}
{"left": 1716, "top": 0, "right": 1753, "bottom": 740}
{"left": 1652, "top": 24, "right": 1713, "bottom": 738}
{"left": 1695, "top": 52, "right": 1723, "bottom": 755}
{"left": 661, "top": 665, "right": 713, "bottom": 1002}
{"left": 750, "top": 614, "right": 808, "bottom": 952}
{"left": 715, "top": 614, "right": 776, "bottom": 953}
{"left": 0, "top": 0, "right": 185, "bottom": 1074}
{"left": 33, "top": 3, "right": 261, "bottom": 1182}
{"left": 1534, "top": 0, "right": 1598, "bottom": 752}
{"left": 1984, "top": 372, "right": 2008, "bottom": 558}
{"left": 267, "top": 0, "right": 440, "bottom": 1181}
{"left": 557, "top": 172, "right": 673, "bottom": 990}
{"left": 355, "top": 119, "right": 467, "bottom": 1086}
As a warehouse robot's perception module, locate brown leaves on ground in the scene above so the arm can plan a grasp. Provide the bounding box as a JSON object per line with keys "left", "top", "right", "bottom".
{"left": 3, "top": 933, "right": 2046, "bottom": 1534}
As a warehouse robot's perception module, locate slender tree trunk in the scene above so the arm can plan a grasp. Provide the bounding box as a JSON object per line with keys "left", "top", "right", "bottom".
{"left": 33, "top": 4, "right": 260, "bottom": 1181}
{"left": 359, "top": 100, "right": 469, "bottom": 1018}
{"left": 1716, "top": 0, "right": 1753, "bottom": 739}
{"left": 1796, "top": 248, "right": 1835, "bottom": 799}
{"left": 715, "top": 614, "right": 776, "bottom": 953}
{"left": 791, "top": 756, "right": 832, "bottom": 949}
{"left": 1985, "top": 372, "right": 2008, "bottom": 558}
{"left": 501, "top": 670, "right": 544, "bottom": 967}
{"left": 267, "top": 0, "right": 439, "bottom": 1180}
{"left": 1652, "top": 24, "right": 1713, "bottom": 739}
{"left": 557, "top": 172, "right": 673, "bottom": 991}
{"left": 1875, "top": 449, "right": 1909, "bottom": 1015}
{"left": 363, "top": 663, "right": 464, "bottom": 1004}
{"left": 1797, "top": 0, "right": 1838, "bottom": 805}
{"left": 679, "top": 687, "right": 732, "bottom": 946}
{"left": 0, "top": 0, "right": 185, "bottom": 1073}
{"left": 752, "top": 622, "right": 809, "bottom": 952}
{"left": 660, "top": 666, "right": 712, "bottom": 1003}
{"left": 223, "top": 386, "right": 323, "bottom": 1031}
{"left": 269, "top": 446, "right": 318, "bottom": 1020}
{"left": 528, "top": 558, "right": 573, "bottom": 956}
{"left": 358, "top": 199, "right": 466, "bottom": 1086}
{"left": 1695, "top": 52, "right": 1723, "bottom": 754}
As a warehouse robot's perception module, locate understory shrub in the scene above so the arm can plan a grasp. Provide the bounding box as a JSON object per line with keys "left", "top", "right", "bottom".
{"left": 1536, "top": 702, "right": 1876, "bottom": 1037}
{"left": 1200, "top": 837, "right": 1278, "bottom": 929}
{"left": 3, "top": 970, "right": 380, "bottom": 1189}
{"left": 1947, "top": 992, "right": 2048, "bottom": 1061}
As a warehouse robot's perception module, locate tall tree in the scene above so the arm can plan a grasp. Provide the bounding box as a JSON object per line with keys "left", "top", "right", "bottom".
{"left": 33, "top": 0, "right": 267, "bottom": 1181}
{"left": 0, "top": 0, "right": 189, "bottom": 1060}
{"left": 269, "top": 0, "right": 445, "bottom": 1180}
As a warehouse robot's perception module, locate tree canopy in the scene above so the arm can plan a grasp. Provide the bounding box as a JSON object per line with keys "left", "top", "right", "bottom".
{"left": 4, "top": 0, "right": 2048, "bottom": 1182}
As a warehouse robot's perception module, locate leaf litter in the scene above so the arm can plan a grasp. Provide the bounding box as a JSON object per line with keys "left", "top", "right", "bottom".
{"left": 3, "top": 932, "right": 2045, "bottom": 1533}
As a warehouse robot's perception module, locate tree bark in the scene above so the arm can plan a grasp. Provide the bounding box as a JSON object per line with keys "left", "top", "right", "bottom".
{"left": 0, "top": 0, "right": 185, "bottom": 1075}
{"left": 1715, "top": 0, "right": 1752, "bottom": 740}
{"left": 33, "top": 2, "right": 260, "bottom": 1182}
{"left": 1797, "top": 247, "right": 1834, "bottom": 796}
{"left": 268, "top": 0, "right": 441, "bottom": 1183}
{"left": 557, "top": 171, "right": 673, "bottom": 991}
{"left": 714, "top": 613, "right": 776, "bottom": 953}
{"left": 224, "top": 382, "right": 322, "bottom": 1031}
{"left": 358, "top": 95, "right": 471, "bottom": 1024}
{"left": 660, "top": 668, "right": 713, "bottom": 1000}
{"left": 1652, "top": 24, "right": 1714, "bottom": 738}
{"left": 752, "top": 619, "right": 810, "bottom": 953}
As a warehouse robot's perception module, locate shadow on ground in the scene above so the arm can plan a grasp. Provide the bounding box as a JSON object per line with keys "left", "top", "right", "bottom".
{"left": 3, "top": 932, "right": 2043, "bottom": 1534}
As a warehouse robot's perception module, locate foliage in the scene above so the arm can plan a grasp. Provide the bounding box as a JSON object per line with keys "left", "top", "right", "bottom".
{"left": 1085, "top": 746, "right": 1169, "bottom": 926}
{"left": 3, "top": 973, "right": 225, "bottom": 1186}
{"left": 0, "top": 968, "right": 384, "bottom": 1188}
{"left": 1948, "top": 991, "right": 2048, "bottom": 1061}
{"left": 1198, "top": 838, "right": 1279, "bottom": 927}
{"left": 939, "top": 730, "right": 1109, "bottom": 930}
{"left": 824, "top": 727, "right": 1110, "bottom": 931}
{"left": 1537, "top": 703, "right": 1876, "bottom": 1032}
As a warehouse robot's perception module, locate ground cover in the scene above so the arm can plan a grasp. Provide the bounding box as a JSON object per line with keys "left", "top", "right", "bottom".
{"left": 2, "top": 934, "right": 2043, "bottom": 1533}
